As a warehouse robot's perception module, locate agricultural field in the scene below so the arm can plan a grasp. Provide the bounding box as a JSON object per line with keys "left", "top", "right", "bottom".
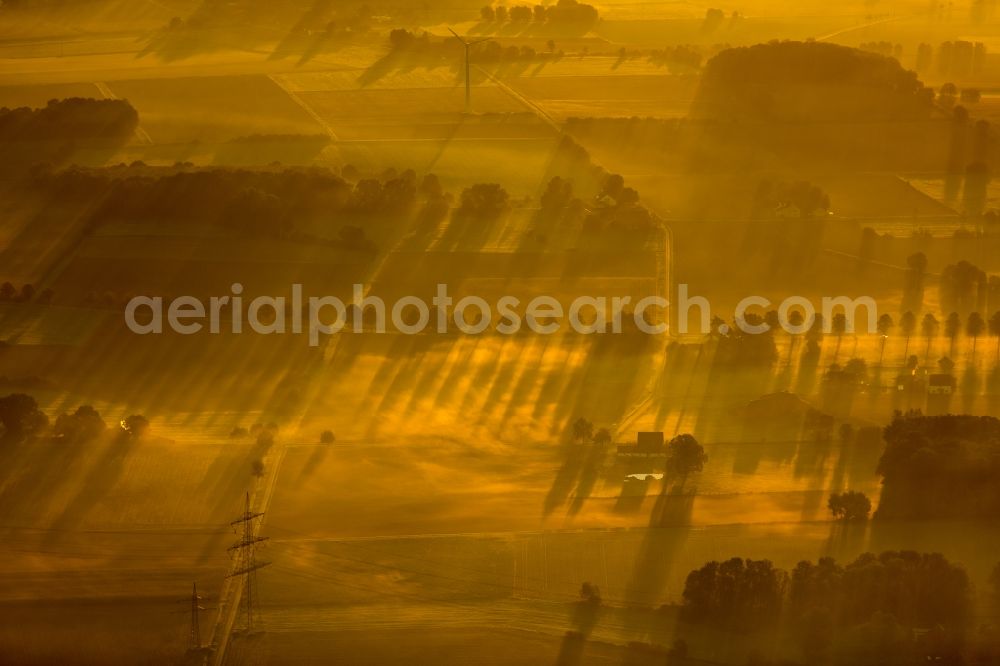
{"left": 2, "top": 0, "right": 1000, "bottom": 665}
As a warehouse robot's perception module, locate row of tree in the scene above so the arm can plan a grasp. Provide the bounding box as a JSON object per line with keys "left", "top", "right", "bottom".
{"left": 478, "top": 0, "right": 598, "bottom": 30}
{"left": 915, "top": 40, "right": 988, "bottom": 78}
{"left": 875, "top": 310, "right": 1000, "bottom": 362}
{"left": 27, "top": 165, "right": 519, "bottom": 249}
{"left": 0, "top": 97, "right": 139, "bottom": 169}
{"left": 0, "top": 282, "right": 51, "bottom": 304}
{"left": 0, "top": 393, "right": 148, "bottom": 442}
{"left": 388, "top": 28, "right": 556, "bottom": 62}
{"left": 900, "top": 254, "right": 1000, "bottom": 319}
{"left": 681, "top": 551, "right": 970, "bottom": 661}
{"left": 0, "top": 98, "right": 137, "bottom": 143}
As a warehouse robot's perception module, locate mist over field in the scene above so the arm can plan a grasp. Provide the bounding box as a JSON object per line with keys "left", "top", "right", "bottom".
{"left": 2, "top": 1, "right": 1000, "bottom": 664}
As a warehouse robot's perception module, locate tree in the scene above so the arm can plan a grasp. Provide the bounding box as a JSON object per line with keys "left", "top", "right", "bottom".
{"left": 898, "top": 311, "right": 916, "bottom": 361}
{"left": 458, "top": 183, "right": 509, "bottom": 220}
{"left": 877, "top": 313, "right": 894, "bottom": 365}
{"left": 939, "top": 356, "right": 956, "bottom": 374}
{"left": 256, "top": 423, "right": 277, "bottom": 449}
{"left": 571, "top": 417, "right": 593, "bottom": 443}
{"left": 703, "top": 7, "right": 725, "bottom": 33}
{"left": 945, "top": 312, "right": 962, "bottom": 357}
{"left": 120, "top": 414, "right": 149, "bottom": 439}
{"left": 601, "top": 173, "right": 625, "bottom": 201}
{"left": 990, "top": 310, "right": 1000, "bottom": 362}
{"left": 540, "top": 176, "right": 573, "bottom": 213}
{"left": 53, "top": 405, "right": 106, "bottom": 441}
{"left": 922, "top": 313, "right": 940, "bottom": 360}
{"left": 509, "top": 5, "right": 532, "bottom": 22}
{"left": 579, "top": 581, "right": 601, "bottom": 604}
{"left": 939, "top": 82, "right": 958, "bottom": 108}
{"left": 789, "top": 551, "right": 969, "bottom": 630}
{"left": 967, "top": 312, "right": 986, "bottom": 357}
{"left": 617, "top": 187, "right": 640, "bottom": 206}
{"left": 916, "top": 43, "right": 933, "bottom": 72}
{"left": 832, "top": 313, "right": 848, "bottom": 360}
{"left": 388, "top": 28, "right": 417, "bottom": 51}
{"left": 940, "top": 261, "right": 985, "bottom": 314}
{"left": 0, "top": 282, "right": 14, "bottom": 301}
{"left": 681, "top": 557, "right": 787, "bottom": 629}
{"left": 665, "top": 433, "right": 707, "bottom": 482}
{"left": 903, "top": 252, "right": 928, "bottom": 313}
{"left": 828, "top": 491, "right": 872, "bottom": 520}
{"left": 251, "top": 458, "right": 265, "bottom": 477}
{"left": 420, "top": 173, "right": 443, "bottom": 198}
{"left": 844, "top": 357, "right": 868, "bottom": 383}
{"left": 592, "top": 427, "right": 612, "bottom": 447}
{"left": 320, "top": 430, "right": 336, "bottom": 444}
{"left": 877, "top": 414, "right": 1000, "bottom": 521}
{"left": 0, "top": 393, "right": 47, "bottom": 438}
{"left": 695, "top": 41, "right": 936, "bottom": 126}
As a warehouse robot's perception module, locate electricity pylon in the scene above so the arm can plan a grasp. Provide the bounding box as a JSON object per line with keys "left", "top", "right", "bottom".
{"left": 175, "top": 582, "right": 213, "bottom": 665}
{"left": 189, "top": 582, "right": 205, "bottom": 650}
{"left": 227, "top": 492, "right": 270, "bottom": 635}
{"left": 448, "top": 28, "right": 492, "bottom": 113}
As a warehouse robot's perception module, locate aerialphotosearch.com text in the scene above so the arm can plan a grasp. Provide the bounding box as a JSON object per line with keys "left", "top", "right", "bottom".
{"left": 124, "top": 283, "right": 879, "bottom": 347}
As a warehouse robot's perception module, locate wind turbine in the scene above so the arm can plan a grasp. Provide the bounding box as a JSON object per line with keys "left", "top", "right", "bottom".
{"left": 448, "top": 28, "right": 492, "bottom": 113}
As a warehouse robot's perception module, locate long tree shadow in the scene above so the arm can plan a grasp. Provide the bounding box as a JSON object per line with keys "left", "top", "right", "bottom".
{"left": 822, "top": 518, "right": 871, "bottom": 561}
{"left": 567, "top": 439, "right": 608, "bottom": 516}
{"left": 621, "top": 484, "right": 694, "bottom": 616}
{"left": 43, "top": 433, "right": 139, "bottom": 546}
{"left": 554, "top": 631, "right": 586, "bottom": 666}
{"left": 543, "top": 440, "right": 588, "bottom": 518}
{"left": 137, "top": 1, "right": 278, "bottom": 63}
{"left": 268, "top": 0, "right": 333, "bottom": 62}
{"left": 0, "top": 432, "right": 94, "bottom": 526}
{"left": 961, "top": 362, "right": 980, "bottom": 414}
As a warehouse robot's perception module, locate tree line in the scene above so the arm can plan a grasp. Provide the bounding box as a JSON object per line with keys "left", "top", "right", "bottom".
{"left": 680, "top": 551, "right": 971, "bottom": 664}
{"left": 0, "top": 98, "right": 137, "bottom": 143}
{"left": 26, "top": 164, "right": 512, "bottom": 250}
{"left": 478, "top": 0, "right": 599, "bottom": 33}
{"left": 876, "top": 412, "right": 1000, "bottom": 519}
{"left": 0, "top": 393, "right": 148, "bottom": 443}
{"left": 0, "top": 98, "right": 138, "bottom": 168}
{"left": 389, "top": 28, "right": 557, "bottom": 62}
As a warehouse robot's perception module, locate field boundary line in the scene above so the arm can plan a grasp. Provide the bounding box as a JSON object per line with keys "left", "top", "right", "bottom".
{"left": 267, "top": 73, "right": 340, "bottom": 141}
{"left": 472, "top": 65, "right": 561, "bottom": 133}
{"left": 93, "top": 81, "right": 153, "bottom": 144}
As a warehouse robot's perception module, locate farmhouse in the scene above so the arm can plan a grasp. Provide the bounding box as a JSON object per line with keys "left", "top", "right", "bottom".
{"left": 616, "top": 431, "right": 667, "bottom": 460}
{"left": 928, "top": 374, "right": 956, "bottom": 395}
